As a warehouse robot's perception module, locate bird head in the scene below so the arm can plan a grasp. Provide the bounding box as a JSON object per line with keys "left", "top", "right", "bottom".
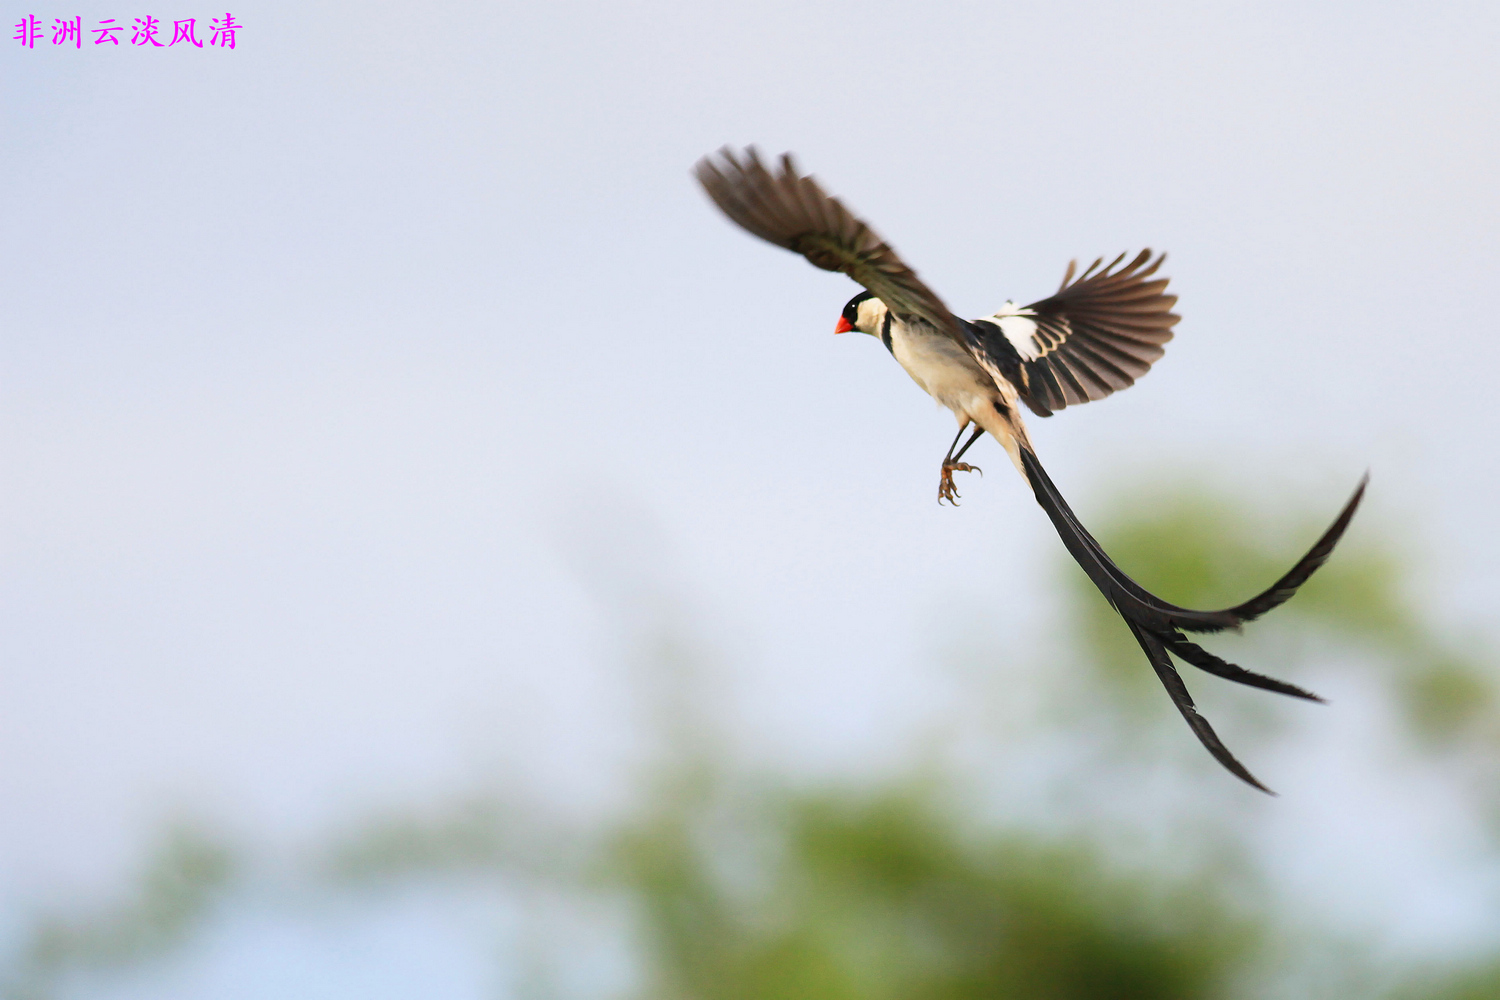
{"left": 835, "top": 291, "right": 885, "bottom": 336}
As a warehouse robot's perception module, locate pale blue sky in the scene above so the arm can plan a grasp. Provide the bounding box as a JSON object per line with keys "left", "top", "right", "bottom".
{"left": 4, "top": 1, "right": 1499, "bottom": 991}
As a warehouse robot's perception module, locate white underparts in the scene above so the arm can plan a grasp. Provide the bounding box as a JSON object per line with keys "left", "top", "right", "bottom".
{"left": 878, "top": 310, "right": 1032, "bottom": 475}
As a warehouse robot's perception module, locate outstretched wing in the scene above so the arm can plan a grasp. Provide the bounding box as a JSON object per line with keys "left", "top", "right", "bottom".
{"left": 969, "top": 250, "right": 1179, "bottom": 417}
{"left": 694, "top": 147, "right": 964, "bottom": 339}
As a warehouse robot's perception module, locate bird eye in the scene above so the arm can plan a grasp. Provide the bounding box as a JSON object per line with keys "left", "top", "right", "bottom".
{"left": 842, "top": 291, "right": 872, "bottom": 326}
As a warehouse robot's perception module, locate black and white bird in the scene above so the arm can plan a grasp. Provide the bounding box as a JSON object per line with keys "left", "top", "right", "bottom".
{"left": 695, "top": 146, "right": 1366, "bottom": 793}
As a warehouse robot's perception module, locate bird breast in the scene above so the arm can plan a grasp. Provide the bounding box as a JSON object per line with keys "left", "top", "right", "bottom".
{"left": 888, "top": 320, "right": 1001, "bottom": 422}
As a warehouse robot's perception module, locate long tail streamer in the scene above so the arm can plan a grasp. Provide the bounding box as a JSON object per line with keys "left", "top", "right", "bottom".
{"left": 1018, "top": 447, "right": 1367, "bottom": 792}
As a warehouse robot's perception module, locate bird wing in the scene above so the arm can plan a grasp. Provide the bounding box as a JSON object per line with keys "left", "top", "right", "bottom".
{"left": 968, "top": 250, "right": 1179, "bottom": 417}
{"left": 694, "top": 147, "right": 965, "bottom": 340}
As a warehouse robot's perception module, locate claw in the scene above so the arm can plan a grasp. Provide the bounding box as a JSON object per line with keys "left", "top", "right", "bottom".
{"left": 937, "top": 461, "right": 979, "bottom": 506}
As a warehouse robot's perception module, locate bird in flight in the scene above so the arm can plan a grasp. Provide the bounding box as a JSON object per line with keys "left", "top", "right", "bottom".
{"left": 695, "top": 146, "right": 1366, "bottom": 793}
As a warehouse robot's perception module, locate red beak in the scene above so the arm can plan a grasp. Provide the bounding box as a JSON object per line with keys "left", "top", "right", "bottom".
{"left": 834, "top": 316, "right": 854, "bottom": 334}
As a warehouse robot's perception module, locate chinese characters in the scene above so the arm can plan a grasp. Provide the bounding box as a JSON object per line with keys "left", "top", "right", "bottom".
{"left": 13, "top": 14, "right": 242, "bottom": 49}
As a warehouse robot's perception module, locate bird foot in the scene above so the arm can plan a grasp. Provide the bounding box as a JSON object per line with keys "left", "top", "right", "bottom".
{"left": 938, "top": 462, "right": 982, "bottom": 505}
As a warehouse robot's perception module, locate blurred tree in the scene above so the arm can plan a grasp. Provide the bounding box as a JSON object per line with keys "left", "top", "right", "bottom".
{"left": 612, "top": 783, "right": 1253, "bottom": 1000}
{"left": 6, "top": 477, "right": 1499, "bottom": 1000}
{"left": 2, "top": 825, "right": 234, "bottom": 1000}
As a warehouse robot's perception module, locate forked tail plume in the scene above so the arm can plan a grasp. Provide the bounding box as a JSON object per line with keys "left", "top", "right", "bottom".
{"left": 1018, "top": 447, "right": 1367, "bottom": 793}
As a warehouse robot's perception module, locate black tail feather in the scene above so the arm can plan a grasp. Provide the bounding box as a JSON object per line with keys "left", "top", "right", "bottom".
{"left": 1019, "top": 448, "right": 1241, "bottom": 633}
{"left": 1127, "top": 622, "right": 1275, "bottom": 794}
{"left": 1164, "top": 634, "right": 1325, "bottom": 703}
{"left": 1017, "top": 446, "right": 1363, "bottom": 791}
{"left": 1226, "top": 474, "right": 1368, "bottom": 623}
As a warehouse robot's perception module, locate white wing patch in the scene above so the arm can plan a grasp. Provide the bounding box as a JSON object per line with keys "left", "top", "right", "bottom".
{"left": 983, "top": 301, "right": 1042, "bottom": 361}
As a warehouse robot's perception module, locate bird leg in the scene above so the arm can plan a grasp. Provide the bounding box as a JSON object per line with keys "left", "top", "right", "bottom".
{"left": 938, "top": 424, "right": 985, "bottom": 505}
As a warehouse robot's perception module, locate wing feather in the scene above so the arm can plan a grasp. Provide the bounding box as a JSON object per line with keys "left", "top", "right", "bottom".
{"left": 965, "top": 250, "right": 1180, "bottom": 416}
{"left": 695, "top": 147, "right": 963, "bottom": 339}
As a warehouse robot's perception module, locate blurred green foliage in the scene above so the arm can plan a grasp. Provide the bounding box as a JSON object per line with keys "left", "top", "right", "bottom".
{"left": 4, "top": 825, "right": 233, "bottom": 1000}
{"left": 6, "top": 478, "right": 1500, "bottom": 1000}
{"left": 614, "top": 786, "right": 1252, "bottom": 1000}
